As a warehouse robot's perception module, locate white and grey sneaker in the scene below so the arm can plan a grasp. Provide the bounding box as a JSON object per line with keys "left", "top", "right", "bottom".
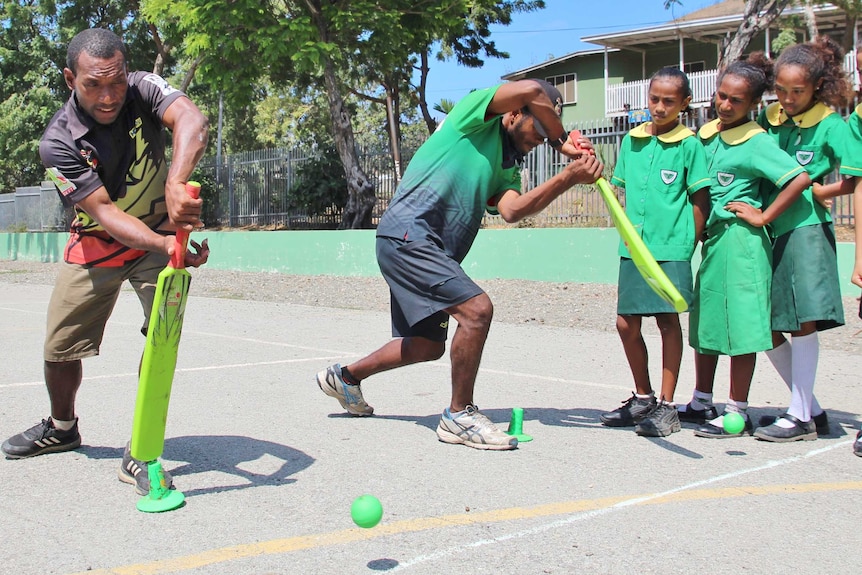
{"left": 436, "top": 405, "right": 517, "bottom": 450}
{"left": 315, "top": 364, "right": 374, "bottom": 416}
{"left": 118, "top": 442, "right": 174, "bottom": 496}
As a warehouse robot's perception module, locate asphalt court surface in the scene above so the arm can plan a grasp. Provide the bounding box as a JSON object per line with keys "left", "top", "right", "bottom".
{"left": 1, "top": 280, "right": 861, "bottom": 575}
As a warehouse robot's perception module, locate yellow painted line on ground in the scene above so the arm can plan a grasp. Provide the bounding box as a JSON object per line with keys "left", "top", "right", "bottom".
{"left": 68, "top": 481, "right": 862, "bottom": 575}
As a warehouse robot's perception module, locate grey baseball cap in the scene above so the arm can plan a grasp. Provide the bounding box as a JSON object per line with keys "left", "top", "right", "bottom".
{"left": 531, "top": 79, "right": 563, "bottom": 138}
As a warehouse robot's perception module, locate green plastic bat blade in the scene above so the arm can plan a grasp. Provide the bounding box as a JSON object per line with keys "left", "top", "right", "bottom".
{"left": 596, "top": 178, "right": 688, "bottom": 313}
{"left": 130, "top": 266, "right": 192, "bottom": 461}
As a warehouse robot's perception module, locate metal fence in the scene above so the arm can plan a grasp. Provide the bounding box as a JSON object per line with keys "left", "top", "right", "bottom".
{"left": 0, "top": 182, "right": 70, "bottom": 232}
{"left": 2, "top": 114, "right": 856, "bottom": 232}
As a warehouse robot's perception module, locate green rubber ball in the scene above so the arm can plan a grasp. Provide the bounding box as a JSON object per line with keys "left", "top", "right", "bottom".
{"left": 723, "top": 411, "right": 745, "bottom": 435}
{"left": 351, "top": 495, "right": 383, "bottom": 528}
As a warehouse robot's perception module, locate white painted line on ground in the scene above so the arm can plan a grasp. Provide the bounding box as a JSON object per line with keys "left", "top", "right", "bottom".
{"left": 389, "top": 440, "right": 853, "bottom": 572}
{"left": 0, "top": 356, "right": 349, "bottom": 390}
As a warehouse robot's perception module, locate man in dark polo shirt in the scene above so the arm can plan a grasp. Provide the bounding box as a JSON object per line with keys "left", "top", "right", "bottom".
{"left": 1, "top": 29, "right": 210, "bottom": 495}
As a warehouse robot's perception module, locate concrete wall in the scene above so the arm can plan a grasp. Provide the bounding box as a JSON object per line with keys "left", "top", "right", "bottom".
{"left": 1, "top": 229, "right": 858, "bottom": 295}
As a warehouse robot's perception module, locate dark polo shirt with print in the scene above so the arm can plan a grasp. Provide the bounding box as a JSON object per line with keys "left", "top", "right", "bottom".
{"left": 40, "top": 71, "right": 184, "bottom": 266}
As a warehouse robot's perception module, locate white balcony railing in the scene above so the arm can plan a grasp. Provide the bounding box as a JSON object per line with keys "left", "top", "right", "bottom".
{"left": 606, "top": 52, "right": 861, "bottom": 117}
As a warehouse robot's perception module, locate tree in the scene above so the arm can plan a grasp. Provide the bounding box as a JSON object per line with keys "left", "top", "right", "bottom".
{"left": 665, "top": 0, "right": 793, "bottom": 66}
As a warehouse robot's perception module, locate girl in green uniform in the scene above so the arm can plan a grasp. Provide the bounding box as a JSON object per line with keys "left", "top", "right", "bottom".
{"left": 679, "top": 53, "right": 811, "bottom": 438}
{"left": 751, "top": 36, "right": 861, "bottom": 442}
{"left": 599, "top": 67, "right": 711, "bottom": 438}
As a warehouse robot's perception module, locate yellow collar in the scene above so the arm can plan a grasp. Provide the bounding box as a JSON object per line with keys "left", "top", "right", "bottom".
{"left": 629, "top": 122, "right": 694, "bottom": 143}
{"left": 698, "top": 119, "right": 763, "bottom": 145}
{"left": 856, "top": 102, "right": 862, "bottom": 117}
{"left": 764, "top": 101, "right": 834, "bottom": 128}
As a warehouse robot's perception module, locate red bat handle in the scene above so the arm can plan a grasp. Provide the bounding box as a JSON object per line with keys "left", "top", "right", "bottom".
{"left": 169, "top": 181, "right": 201, "bottom": 269}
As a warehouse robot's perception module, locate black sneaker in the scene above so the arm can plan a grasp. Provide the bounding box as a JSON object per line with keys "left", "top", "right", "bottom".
{"left": 854, "top": 431, "right": 862, "bottom": 458}
{"left": 759, "top": 411, "right": 829, "bottom": 436}
{"left": 677, "top": 402, "right": 719, "bottom": 425}
{"left": 1, "top": 418, "right": 81, "bottom": 459}
{"left": 600, "top": 393, "right": 656, "bottom": 427}
{"left": 635, "top": 403, "right": 681, "bottom": 437}
{"left": 118, "top": 442, "right": 174, "bottom": 496}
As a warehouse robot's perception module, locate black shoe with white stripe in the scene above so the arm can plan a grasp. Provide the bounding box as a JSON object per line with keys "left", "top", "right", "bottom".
{"left": 118, "top": 442, "right": 174, "bottom": 495}
{"left": 1, "top": 418, "right": 81, "bottom": 459}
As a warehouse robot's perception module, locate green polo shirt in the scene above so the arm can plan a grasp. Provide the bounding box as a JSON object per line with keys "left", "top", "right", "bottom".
{"left": 376, "top": 85, "right": 520, "bottom": 263}
{"left": 846, "top": 103, "right": 862, "bottom": 175}
{"left": 698, "top": 119, "right": 805, "bottom": 230}
{"left": 757, "top": 102, "right": 862, "bottom": 237}
{"left": 610, "top": 123, "right": 710, "bottom": 261}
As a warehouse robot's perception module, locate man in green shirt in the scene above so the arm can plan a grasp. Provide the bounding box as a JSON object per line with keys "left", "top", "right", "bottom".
{"left": 315, "top": 79, "right": 603, "bottom": 450}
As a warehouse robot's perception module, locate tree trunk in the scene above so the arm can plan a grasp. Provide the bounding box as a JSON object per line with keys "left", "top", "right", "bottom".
{"left": 320, "top": 61, "right": 375, "bottom": 229}
{"left": 841, "top": 13, "right": 857, "bottom": 52}
{"left": 385, "top": 86, "right": 403, "bottom": 183}
{"left": 418, "top": 50, "right": 438, "bottom": 134}
{"left": 802, "top": 1, "right": 819, "bottom": 39}
{"left": 720, "top": 0, "right": 792, "bottom": 67}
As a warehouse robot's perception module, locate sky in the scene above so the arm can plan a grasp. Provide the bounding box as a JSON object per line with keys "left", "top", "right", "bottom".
{"left": 422, "top": 0, "right": 724, "bottom": 108}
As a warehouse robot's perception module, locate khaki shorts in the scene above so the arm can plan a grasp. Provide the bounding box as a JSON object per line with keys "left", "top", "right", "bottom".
{"left": 44, "top": 252, "right": 169, "bottom": 362}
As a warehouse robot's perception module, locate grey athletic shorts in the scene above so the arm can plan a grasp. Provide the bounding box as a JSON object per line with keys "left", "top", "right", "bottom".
{"left": 375, "top": 237, "right": 484, "bottom": 342}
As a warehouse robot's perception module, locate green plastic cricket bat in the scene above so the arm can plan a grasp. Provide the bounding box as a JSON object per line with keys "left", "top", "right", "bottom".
{"left": 130, "top": 181, "right": 201, "bottom": 462}
{"left": 567, "top": 129, "right": 687, "bottom": 313}
{"left": 596, "top": 177, "right": 688, "bottom": 313}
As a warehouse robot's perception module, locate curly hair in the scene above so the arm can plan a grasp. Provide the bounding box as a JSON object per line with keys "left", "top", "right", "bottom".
{"left": 774, "top": 35, "right": 853, "bottom": 109}
{"left": 719, "top": 51, "right": 774, "bottom": 102}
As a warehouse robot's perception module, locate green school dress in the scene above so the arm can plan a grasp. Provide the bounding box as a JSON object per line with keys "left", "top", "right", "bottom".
{"left": 690, "top": 120, "right": 805, "bottom": 356}
{"left": 758, "top": 102, "right": 862, "bottom": 331}
{"left": 611, "top": 123, "right": 710, "bottom": 315}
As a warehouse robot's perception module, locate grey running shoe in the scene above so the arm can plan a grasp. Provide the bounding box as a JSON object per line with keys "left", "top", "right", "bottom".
{"left": 118, "top": 442, "right": 174, "bottom": 496}
{"left": 1, "top": 418, "right": 81, "bottom": 459}
{"left": 600, "top": 393, "right": 656, "bottom": 427}
{"left": 316, "top": 364, "right": 374, "bottom": 416}
{"left": 854, "top": 430, "right": 862, "bottom": 458}
{"left": 635, "top": 403, "right": 681, "bottom": 437}
{"left": 436, "top": 405, "right": 517, "bottom": 450}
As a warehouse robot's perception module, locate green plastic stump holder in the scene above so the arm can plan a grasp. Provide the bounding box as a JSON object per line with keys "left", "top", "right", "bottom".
{"left": 136, "top": 460, "right": 185, "bottom": 513}
{"left": 506, "top": 407, "right": 533, "bottom": 442}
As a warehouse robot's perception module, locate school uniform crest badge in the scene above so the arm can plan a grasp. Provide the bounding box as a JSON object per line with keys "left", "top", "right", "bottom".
{"left": 660, "top": 170, "right": 678, "bottom": 184}
{"left": 795, "top": 150, "right": 814, "bottom": 165}
{"left": 716, "top": 172, "right": 735, "bottom": 187}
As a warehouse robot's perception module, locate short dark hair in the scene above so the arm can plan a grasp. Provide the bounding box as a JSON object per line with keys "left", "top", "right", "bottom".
{"left": 66, "top": 28, "right": 127, "bottom": 74}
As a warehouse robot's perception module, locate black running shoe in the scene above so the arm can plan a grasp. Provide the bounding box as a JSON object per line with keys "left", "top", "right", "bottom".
{"left": 600, "top": 393, "right": 656, "bottom": 427}
{"left": 854, "top": 430, "right": 862, "bottom": 458}
{"left": 1, "top": 418, "right": 81, "bottom": 459}
{"left": 636, "top": 403, "right": 682, "bottom": 437}
{"left": 118, "top": 442, "right": 174, "bottom": 496}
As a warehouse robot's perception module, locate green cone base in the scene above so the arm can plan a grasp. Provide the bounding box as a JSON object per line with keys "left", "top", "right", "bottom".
{"left": 507, "top": 432, "right": 533, "bottom": 442}
{"left": 137, "top": 489, "right": 185, "bottom": 512}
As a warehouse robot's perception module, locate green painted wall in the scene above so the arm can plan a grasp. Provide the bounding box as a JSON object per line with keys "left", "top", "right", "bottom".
{"left": 1, "top": 229, "right": 858, "bottom": 296}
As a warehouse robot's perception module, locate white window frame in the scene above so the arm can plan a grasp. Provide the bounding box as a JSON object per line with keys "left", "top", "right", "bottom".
{"left": 545, "top": 74, "right": 577, "bottom": 104}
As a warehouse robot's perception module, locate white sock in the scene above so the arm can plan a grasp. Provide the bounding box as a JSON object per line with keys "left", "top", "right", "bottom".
{"left": 688, "top": 390, "right": 713, "bottom": 411}
{"left": 786, "top": 332, "right": 819, "bottom": 424}
{"left": 726, "top": 398, "right": 748, "bottom": 415}
{"left": 635, "top": 392, "right": 655, "bottom": 400}
{"left": 51, "top": 418, "right": 76, "bottom": 431}
{"left": 767, "top": 337, "right": 823, "bottom": 424}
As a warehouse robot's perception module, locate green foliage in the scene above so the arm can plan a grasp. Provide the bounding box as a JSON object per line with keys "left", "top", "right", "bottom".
{"left": 0, "top": 86, "right": 61, "bottom": 194}
{"left": 287, "top": 147, "right": 348, "bottom": 216}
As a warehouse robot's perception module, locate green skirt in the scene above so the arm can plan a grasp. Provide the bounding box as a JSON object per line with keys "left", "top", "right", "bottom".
{"left": 771, "top": 223, "right": 844, "bottom": 332}
{"left": 617, "top": 258, "right": 693, "bottom": 315}
{"left": 690, "top": 221, "right": 773, "bottom": 356}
